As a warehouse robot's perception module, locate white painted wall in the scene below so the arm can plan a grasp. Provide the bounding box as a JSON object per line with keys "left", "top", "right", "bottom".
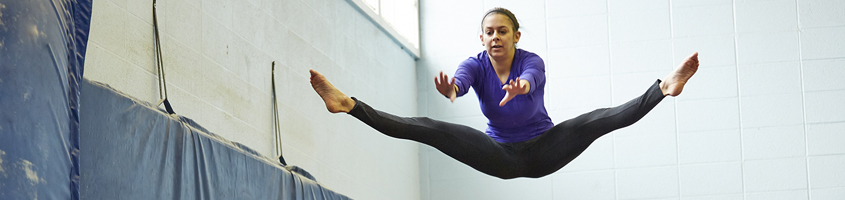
{"left": 417, "top": 0, "right": 845, "bottom": 199}
{"left": 83, "top": 0, "right": 419, "bottom": 199}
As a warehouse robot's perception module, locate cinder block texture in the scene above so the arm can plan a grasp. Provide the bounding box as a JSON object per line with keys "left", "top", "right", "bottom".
{"left": 418, "top": 0, "right": 845, "bottom": 199}
{"left": 85, "top": 0, "right": 420, "bottom": 199}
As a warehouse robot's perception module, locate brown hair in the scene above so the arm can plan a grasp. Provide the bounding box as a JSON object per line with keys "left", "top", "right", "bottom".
{"left": 481, "top": 7, "right": 519, "bottom": 32}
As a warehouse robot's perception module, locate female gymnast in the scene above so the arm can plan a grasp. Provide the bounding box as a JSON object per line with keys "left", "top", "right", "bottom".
{"left": 309, "top": 7, "right": 699, "bottom": 179}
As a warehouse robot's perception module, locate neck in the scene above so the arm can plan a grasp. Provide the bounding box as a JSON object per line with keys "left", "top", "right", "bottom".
{"left": 489, "top": 48, "right": 516, "bottom": 74}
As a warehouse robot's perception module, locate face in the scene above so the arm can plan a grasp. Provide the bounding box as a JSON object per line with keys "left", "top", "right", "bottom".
{"left": 480, "top": 13, "right": 521, "bottom": 60}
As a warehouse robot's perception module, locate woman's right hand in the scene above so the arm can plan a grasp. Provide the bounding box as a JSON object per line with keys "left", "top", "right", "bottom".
{"left": 434, "top": 71, "right": 457, "bottom": 102}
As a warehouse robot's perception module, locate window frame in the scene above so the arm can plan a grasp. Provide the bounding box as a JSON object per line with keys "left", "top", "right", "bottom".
{"left": 346, "top": 0, "right": 421, "bottom": 59}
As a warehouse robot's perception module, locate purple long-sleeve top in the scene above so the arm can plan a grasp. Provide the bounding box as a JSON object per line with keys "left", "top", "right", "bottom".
{"left": 454, "top": 49, "right": 554, "bottom": 143}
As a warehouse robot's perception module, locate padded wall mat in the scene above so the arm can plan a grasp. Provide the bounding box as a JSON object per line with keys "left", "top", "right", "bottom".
{"left": 79, "top": 79, "right": 349, "bottom": 200}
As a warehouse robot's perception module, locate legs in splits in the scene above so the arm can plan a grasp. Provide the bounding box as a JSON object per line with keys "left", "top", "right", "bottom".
{"left": 310, "top": 69, "right": 523, "bottom": 179}
{"left": 521, "top": 52, "right": 700, "bottom": 177}
{"left": 307, "top": 52, "right": 700, "bottom": 179}
{"left": 521, "top": 79, "right": 666, "bottom": 177}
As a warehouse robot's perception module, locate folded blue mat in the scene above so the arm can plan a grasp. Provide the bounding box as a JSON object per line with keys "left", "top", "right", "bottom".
{"left": 79, "top": 79, "right": 349, "bottom": 199}
{"left": 0, "top": 0, "right": 90, "bottom": 199}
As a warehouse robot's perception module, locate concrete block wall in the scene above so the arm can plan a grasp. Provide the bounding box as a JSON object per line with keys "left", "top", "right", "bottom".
{"left": 417, "top": 0, "right": 845, "bottom": 199}
{"left": 83, "top": 0, "right": 419, "bottom": 199}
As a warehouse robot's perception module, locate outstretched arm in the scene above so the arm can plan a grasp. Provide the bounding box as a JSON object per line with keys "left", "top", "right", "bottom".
{"left": 434, "top": 71, "right": 458, "bottom": 102}
{"left": 499, "top": 54, "right": 544, "bottom": 106}
{"left": 499, "top": 78, "right": 530, "bottom": 106}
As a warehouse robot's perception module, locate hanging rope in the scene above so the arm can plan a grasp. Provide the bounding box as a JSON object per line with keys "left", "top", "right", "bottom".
{"left": 153, "top": 0, "right": 174, "bottom": 114}
{"left": 272, "top": 61, "right": 286, "bottom": 165}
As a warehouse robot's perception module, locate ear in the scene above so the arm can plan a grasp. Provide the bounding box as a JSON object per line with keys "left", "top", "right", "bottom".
{"left": 480, "top": 34, "right": 485, "bottom": 46}
{"left": 514, "top": 31, "right": 521, "bottom": 44}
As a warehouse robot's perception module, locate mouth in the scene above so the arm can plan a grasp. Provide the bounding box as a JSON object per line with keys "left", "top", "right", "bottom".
{"left": 491, "top": 45, "right": 503, "bottom": 49}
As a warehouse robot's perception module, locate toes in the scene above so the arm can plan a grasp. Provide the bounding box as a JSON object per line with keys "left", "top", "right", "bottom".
{"left": 309, "top": 69, "right": 319, "bottom": 79}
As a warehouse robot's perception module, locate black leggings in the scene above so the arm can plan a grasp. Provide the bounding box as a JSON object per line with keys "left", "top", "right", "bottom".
{"left": 348, "top": 80, "right": 666, "bottom": 179}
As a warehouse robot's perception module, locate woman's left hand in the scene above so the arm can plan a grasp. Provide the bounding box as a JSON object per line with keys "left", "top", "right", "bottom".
{"left": 500, "top": 78, "right": 530, "bottom": 106}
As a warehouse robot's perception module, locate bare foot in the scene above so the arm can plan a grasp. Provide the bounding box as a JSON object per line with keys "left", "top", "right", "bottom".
{"left": 310, "top": 69, "right": 356, "bottom": 113}
{"left": 660, "top": 52, "right": 699, "bottom": 96}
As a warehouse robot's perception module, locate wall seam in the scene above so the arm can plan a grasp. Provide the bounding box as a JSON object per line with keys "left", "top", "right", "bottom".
{"left": 794, "top": 0, "right": 812, "bottom": 199}
{"left": 730, "top": 0, "right": 747, "bottom": 199}
{"left": 604, "top": 0, "right": 619, "bottom": 199}
{"left": 667, "top": 0, "right": 683, "bottom": 198}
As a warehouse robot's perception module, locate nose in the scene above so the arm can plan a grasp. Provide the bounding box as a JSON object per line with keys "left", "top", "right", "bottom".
{"left": 493, "top": 32, "right": 501, "bottom": 41}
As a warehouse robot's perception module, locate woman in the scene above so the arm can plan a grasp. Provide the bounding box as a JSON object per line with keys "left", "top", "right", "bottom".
{"left": 309, "top": 7, "right": 698, "bottom": 179}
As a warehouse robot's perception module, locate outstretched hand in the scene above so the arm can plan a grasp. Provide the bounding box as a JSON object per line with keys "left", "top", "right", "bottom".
{"left": 434, "top": 71, "right": 457, "bottom": 102}
{"left": 500, "top": 78, "right": 530, "bottom": 106}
